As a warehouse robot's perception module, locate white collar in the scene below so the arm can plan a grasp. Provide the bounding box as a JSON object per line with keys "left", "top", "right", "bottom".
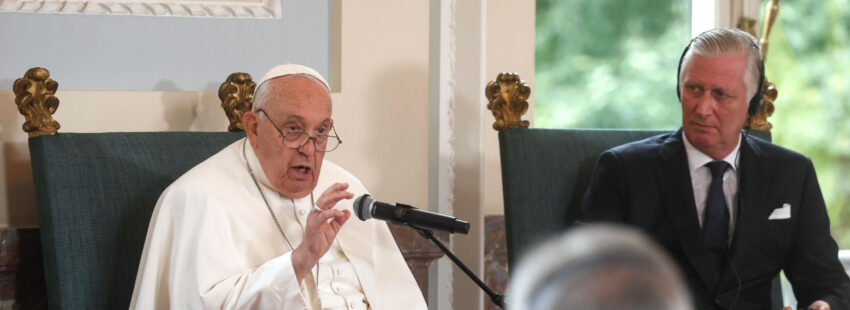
{"left": 243, "top": 138, "right": 276, "bottom": 191}
{"left": 682, "top": 132, "right": 741, "bottom": 174}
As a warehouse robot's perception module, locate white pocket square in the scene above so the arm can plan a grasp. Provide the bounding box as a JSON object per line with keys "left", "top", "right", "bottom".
{"left": 768, "top": 203, "right": 791, "bottom": 220}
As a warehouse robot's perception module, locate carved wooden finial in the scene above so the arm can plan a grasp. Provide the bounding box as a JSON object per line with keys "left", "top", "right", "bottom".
{"left": 218, "top": 72, "right": 256, "bottom": 132}
{"left": 750, "top": 0, "right": 780, "bottom": 132}
{"left": 486, "top": 72, "right": 531, "bottom": 131}
{"left": 738, "top": 0, "right": 779, "bottom": 133}
{"left": 749, "top": 82, "right": 776, "bottom": 131}
{"left": 13, "top": 67, "right": 60, "bottom": 137}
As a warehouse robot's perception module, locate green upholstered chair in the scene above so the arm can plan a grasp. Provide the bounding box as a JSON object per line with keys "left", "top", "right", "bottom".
{"left": 498, "top": 128, "right": 668, "bottom": 264}
{"left": 12, "top": 68, "right": 256, "bottom": 310}
{"left": 487, "top": 73, "right": 780, "bottom": 309}
{"left": 30, "top": 132, "right": 245, "bottom": 309}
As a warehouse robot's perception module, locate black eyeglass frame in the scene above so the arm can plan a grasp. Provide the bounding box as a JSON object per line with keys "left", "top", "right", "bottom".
{"left": 256, "top": 109, "right": 342, "bottom": 152}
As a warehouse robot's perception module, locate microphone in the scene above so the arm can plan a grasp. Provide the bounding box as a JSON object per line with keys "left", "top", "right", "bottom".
{"left": 353, "top": 194, "right": 470, "bottom": 234}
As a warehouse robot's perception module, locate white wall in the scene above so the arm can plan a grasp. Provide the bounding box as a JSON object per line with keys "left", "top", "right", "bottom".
{"left": 444, "top": 0, "right": 535, "bottom": 308}
{"left": 483, "top": 0, "right": 535, "bottom": 216}
{"left": 328, "top": 0, "right": 430, "bottom": 213}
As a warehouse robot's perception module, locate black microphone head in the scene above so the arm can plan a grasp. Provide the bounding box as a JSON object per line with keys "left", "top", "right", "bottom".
{"left": 454, "top": 220, "right": 471, "bottom": 235}
{"left": 353, "top": 194, "right": 375, "bottom": 221}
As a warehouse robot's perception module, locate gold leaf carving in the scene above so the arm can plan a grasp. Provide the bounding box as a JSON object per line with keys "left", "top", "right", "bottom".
{"left": 751, "top": 0, "right": 780, "bottom": 132}
{"left": 749, "top": 81, "right": 776, "bottom": 131}
{"left": 738, "top": 0, "right": 780, "bottom": 133}
{"left": 13, "top": 67, "right": 60, "bottom": 137}
{"left": 759, "top": 0, "right": 780, "bottom": 60}
{"left": 486, "top": 72, "right": 530, "bottom": 131}
{"left": 218, "top": 72, "right": 256, "bottom": 132}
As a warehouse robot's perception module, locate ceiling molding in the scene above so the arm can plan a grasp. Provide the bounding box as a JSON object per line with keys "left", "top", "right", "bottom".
{"left": 0, "top": 0, "right": 279, "bottom": 18}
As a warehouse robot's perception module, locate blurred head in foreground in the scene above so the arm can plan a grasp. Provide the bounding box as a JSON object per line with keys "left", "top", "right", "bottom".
{"left": 507, "top": 224, "right": 693, "bottom": 310}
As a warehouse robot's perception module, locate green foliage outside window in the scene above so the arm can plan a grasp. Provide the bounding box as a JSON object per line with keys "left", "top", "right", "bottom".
{"left": 536, "top": 0, "right": 850, "bottom": 247}
{"left": 535, "top": 0, "right": 690, "bottom": 130}
{"left": 766, "top": 0, "right": 850, "bottom": 246}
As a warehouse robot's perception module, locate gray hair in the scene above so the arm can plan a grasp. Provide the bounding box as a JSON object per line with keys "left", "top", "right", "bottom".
{"left": 680, "top": 28, "right": 763, "bottom": 101}
{"left": 507, "top": 224, "right": 692, "bottom": 310}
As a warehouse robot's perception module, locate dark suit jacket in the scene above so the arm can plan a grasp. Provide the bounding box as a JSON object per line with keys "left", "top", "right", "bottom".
{"left": 580, "top": 129, "right": 850, "bottom": 309}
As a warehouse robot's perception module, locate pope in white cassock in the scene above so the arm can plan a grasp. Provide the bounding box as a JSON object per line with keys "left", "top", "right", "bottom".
{"left": 130, "top": 64, "right": 427, "bottom": 309}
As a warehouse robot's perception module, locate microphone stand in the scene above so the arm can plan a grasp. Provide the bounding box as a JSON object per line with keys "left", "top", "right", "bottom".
{"left": 407, "top": 224, "right": 505, "bottom": 309}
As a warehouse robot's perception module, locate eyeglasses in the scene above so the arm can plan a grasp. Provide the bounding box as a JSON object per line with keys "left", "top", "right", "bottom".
{"left": 257, "top": 109, "right": 342, "bottom": 152}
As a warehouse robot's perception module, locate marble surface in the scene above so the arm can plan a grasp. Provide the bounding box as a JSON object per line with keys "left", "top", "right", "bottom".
{"left": 387, "top": 224, "right": 448, "bottom": 301}
{"left": 484, "top": 215, "right": 508, "bottom": 310}
{"left": 0, "top": 228, "right": 47, "bottom": 310}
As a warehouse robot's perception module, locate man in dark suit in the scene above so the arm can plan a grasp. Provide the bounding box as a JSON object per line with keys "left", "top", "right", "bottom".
{"left": 580, "top": 28, "right": 850, "bottom": 309}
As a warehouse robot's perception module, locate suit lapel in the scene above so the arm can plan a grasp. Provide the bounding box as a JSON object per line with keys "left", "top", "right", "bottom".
{"left": 657, "top": 130, "right": 718, "bottom": 290}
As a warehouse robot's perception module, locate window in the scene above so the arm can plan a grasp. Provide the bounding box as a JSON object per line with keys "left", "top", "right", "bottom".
{"left": 535, "top": 0, "right": 691, "bottom": 130}
{"left": 765, "top": 0, "right": 850, "bottom": 248}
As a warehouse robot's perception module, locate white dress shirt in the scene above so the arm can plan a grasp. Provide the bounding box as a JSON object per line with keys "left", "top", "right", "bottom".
{"left": 682, "top": 134, "right": 741, "bottom": 239}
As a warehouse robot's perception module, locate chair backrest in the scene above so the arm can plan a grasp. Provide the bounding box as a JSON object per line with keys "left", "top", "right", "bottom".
{"left": 498, "top": 128, "right": 669, "bottom": 265}
{"left": 30, "top": 132, "right": 244, "bottom": 309}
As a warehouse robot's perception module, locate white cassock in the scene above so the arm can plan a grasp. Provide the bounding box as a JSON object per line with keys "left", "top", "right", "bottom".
{"left": 130, "top": 138, "right": 427, "bottom": 310}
